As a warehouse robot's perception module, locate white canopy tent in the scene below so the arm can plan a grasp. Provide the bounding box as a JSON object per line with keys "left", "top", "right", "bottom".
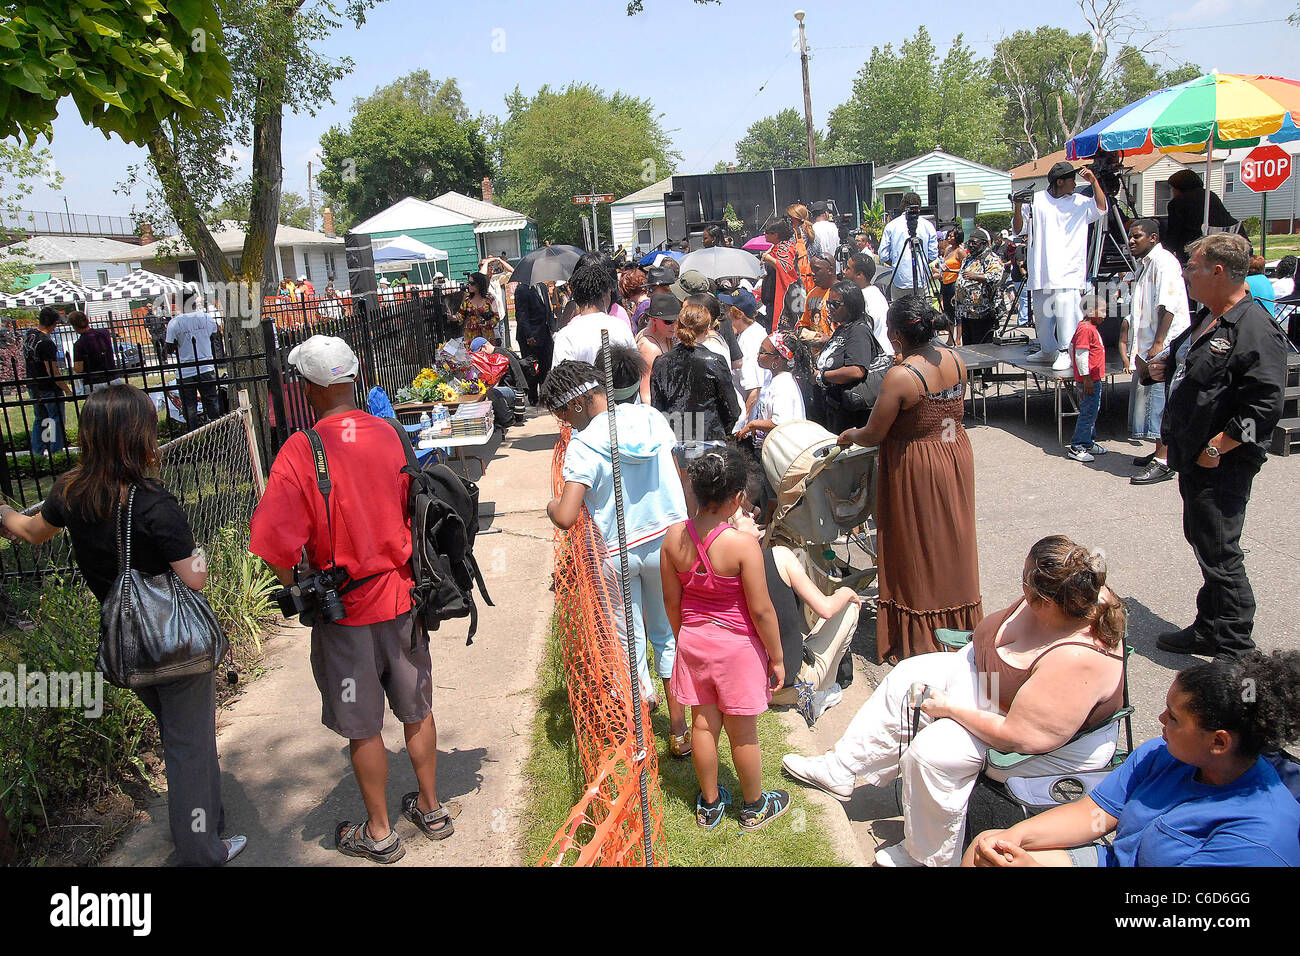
{"left": 371, "top": 234, "right": 450, "bottom": 285}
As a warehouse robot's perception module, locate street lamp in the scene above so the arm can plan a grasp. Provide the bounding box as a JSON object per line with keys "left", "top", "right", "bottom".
{"left": 795, "top": 11, "right": 816, "bottom": 167}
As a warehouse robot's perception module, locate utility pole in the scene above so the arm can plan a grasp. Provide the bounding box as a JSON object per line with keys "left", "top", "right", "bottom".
{"left": 795, "top": 10, "right": 817, "bottom": 167}
{"left": 307, "top": 161, "right": 317, "bottom": 233}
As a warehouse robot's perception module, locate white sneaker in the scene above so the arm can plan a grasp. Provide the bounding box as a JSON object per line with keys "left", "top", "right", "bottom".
{"left": 1067, "top": 445, "right": 1095, "bottom": 463}
{"left": 1050, "top": 352, "right": 1072, "bottom": 372}
{"left": 781, "top": 752, "right": 855, "bottom": 802}
{"left": 1023, "top": 348, "right": 1056, "bottom": 364}
{"left": 812, "top": 683, "right": 843, "bottom": 720}
{"left": 874, "top": 842, "right": 925, "bottom": 867}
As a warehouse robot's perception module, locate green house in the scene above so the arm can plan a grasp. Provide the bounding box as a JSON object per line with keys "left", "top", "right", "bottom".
{"left": 350, "top": 192, "right": 537, "bottom": 282}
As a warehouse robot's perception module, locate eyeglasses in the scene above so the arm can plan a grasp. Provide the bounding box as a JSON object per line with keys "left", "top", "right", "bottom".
{"left": 758, "top": 348, "right": 779, "bottom": 356}
{"left": 826, "top": 299, "right": 846, "bottom": 311}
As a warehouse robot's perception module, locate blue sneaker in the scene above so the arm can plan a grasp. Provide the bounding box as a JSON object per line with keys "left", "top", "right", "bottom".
{"left": 695, "top": 786, "right": 731, "bottom": 830}
{"left": 739, "top": 789, "right": 792, "bottom": 832}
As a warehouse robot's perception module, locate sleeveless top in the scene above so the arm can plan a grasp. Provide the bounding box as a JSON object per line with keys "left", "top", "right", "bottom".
{"left": 890, "top": 357, "right": 967, "bottom": 444}
{"left": 763, "top": 549, "right": 804, "bottom": 685}
{"left": 678, "top": 521, "right": 757, "bottom": 637}
{"left": 973, "top": 598, "right": 1126, "bottom": 730}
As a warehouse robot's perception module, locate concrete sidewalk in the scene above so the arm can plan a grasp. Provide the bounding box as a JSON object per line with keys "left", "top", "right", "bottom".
{"left": 108, "top": 411, "right": 560, "bottom": 867}
{"left": 790, "top": 387, "right": 1300, "bottom": 865}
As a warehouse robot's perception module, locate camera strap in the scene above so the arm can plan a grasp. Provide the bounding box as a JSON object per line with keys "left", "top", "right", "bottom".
{"left": 304, "top": 428, "right": 380, "bottom": 597}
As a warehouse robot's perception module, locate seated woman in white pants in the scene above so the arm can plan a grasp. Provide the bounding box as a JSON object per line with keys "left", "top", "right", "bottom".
{"left": 782, "top": 535, "right": 1127, "bottom": 867}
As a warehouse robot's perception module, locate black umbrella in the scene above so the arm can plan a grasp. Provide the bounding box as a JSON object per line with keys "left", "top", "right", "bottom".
{"left": 508, "top": 244, "right": 585, "bottom": 286}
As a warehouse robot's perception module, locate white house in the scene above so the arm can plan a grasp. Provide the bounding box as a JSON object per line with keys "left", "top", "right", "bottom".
{"left": 1220, "top": 141, "right": 1300, "bottom": 234}
{"left": 873, "top": 150, "right": 1012, "bottom": 234}
{"left": 611, "top": 177, "right": 672, "bottom": 255}
{"left": 101, "top": 221, "right": 347, "bottom": 294}
{"left": 1010, "top": 148, "right": 1226, "bottom": 221}
{"left": 1, "top": 235, "right": 145, "bottom": 289}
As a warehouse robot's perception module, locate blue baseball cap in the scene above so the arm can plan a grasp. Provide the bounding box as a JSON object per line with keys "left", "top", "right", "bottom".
{"left": 470, "top": 336, "right": 488, "bottom": 351}
{"left": 718, "top": 289, "right": 758, "bottom": 317}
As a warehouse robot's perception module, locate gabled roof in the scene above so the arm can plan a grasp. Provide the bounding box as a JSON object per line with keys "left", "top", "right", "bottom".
{"left": 613, "top": 177, "right": 674, "bottom": 206}
{"left": 1009, "top": 148, "right": 1215, "bottom": 181}
{"left": 428, "top": 191, "right": 531, "bottom": 224}
{"left": 1, "top": 234, "right": 144, "bottom": 264}
{"left": 874, "top": 149, "right": 1011, "bottom": 182}
{"left": 350, "top": 196, "right": 475, "bottom": 234}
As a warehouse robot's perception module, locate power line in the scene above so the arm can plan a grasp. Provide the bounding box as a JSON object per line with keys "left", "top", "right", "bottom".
{"left": 691, "top": 49, "right": 795, "bottom": 166}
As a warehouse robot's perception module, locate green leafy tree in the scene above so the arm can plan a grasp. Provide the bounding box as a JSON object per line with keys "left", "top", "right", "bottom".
{"left": 734, "top": 109, "right": 828, "bottom": 170}
{"left": 626, "top": 0, "right": 719, "bottom": 12}
{"left": 0, "top": 143, "right": 63, "bottom": 292}
{"left": 497, "top": 83, "right": 679, "bottom": 246}
{"left": 826, "top": 27, "right": 1008, "bottom": 168}
{"left": 0, "top": 0, "right": 232, "bottom": 144}
{"left": 317, "top": 72, "right": 491, "bottom": 225}
{"left": 992, "top": 2, "right": 1199, "bottom": 163}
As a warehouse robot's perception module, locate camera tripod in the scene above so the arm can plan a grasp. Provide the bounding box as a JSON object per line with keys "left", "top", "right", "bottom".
{"left": 886, "top": 218, "right": 943, "bottom": 305}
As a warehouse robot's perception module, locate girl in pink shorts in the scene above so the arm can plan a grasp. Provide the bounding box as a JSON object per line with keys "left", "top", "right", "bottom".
{"left": 660, "top": 444, "right": 790, "bottom": 831}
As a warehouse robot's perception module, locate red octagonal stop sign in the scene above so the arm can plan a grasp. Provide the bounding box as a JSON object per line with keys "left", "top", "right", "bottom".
{"left": 1240, "top": 144, "right": 1293, "bottom": 193}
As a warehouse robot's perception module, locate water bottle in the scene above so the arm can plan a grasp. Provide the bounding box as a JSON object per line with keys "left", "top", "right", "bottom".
{"left": 419, "top": 410, "right": 431, "bottom": 428}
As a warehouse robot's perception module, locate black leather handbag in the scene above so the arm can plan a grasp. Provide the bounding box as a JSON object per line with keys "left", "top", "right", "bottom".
{"left": 96, "top": 485, "right": 227, "bottom": 689}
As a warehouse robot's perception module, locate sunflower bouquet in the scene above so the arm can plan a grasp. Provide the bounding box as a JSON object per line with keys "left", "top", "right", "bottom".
{"left": 395, "top": 364, "right": 485, "bottom": 404}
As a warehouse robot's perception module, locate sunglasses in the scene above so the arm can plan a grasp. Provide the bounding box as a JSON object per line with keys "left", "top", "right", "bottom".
{"left": 758, "top": 348, "right": 779, "bottom": 356}
{"left": 826, "top": 299, "right": 846, "bottom": 311}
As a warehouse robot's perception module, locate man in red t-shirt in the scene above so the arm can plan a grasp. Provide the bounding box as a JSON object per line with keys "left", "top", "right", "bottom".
{"left": 250, "top": 335, "right": 456, "bottom": 862}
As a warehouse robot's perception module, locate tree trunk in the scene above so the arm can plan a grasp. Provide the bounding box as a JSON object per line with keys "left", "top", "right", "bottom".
{"left": 146, "top": 127, "right": 232, "bottom": 286}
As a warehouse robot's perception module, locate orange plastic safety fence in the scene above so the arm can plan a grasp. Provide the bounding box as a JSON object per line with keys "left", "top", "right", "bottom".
{"left": 536, "top": 426, "right": 666, "bottom": 866}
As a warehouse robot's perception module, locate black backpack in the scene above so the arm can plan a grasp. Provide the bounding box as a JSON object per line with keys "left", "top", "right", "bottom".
{"left": 384, "top": 418, "right": 494, "bottom": 646}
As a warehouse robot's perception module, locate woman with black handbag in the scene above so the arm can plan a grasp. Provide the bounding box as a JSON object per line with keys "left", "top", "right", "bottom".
{"left": 812, "top": 282, "right": 880, "bottom": 434}
{"left": 1, "top": 384, "right": 246, "bottom": 865}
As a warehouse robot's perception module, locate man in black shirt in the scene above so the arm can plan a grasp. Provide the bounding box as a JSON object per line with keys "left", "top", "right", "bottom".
{"left": 23, "top": 307, "right": 71, "bottom": 457}
{"left": 1144, "top": 233, "right": 1287, "bottom": 662}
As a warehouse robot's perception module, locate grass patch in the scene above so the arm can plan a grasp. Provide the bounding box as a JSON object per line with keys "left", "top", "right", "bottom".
{"left": 522, "top": 617, "right": 849, "bottom": 867}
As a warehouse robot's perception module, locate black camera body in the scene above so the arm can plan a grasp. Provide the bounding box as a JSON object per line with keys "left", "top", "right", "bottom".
{"left": 274, "top": 566, "right": 349, "bottom": 626}
{"left": 1008, "top": 185, "right": 1035, "bottom": 205}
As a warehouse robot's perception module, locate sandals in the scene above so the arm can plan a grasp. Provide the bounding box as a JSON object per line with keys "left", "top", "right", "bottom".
{"left": 668, "top": 728, "right": 692, "bottom": 759}
{"left": 335, "top": 821, "right": 405, "bottom": 863}
{"left": 401, "top": 792, "right": 460, "bottom": 841}
{"left": 739, "top": 790, "right": 792, "bottom": 832}
{"left": 695, "top": 786, "right": 731, "bottom": 829}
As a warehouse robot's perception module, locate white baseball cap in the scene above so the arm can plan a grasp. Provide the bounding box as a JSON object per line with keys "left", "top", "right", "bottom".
{"left": 287, "top": 335, "right": 359, "bottom": 386}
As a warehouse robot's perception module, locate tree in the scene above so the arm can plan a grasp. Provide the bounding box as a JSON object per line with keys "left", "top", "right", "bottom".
{"left": 213, "top": 188, "right": 311, "bottom": 228}
{"left": 0, "top": 143, "right": 63, "bottom": 292}
{"left": 316, "top": 71, "right": 491, "bottom": 225}
{"left": 0, "top": 0, "right": 232, "bottom": 144}
{"left": 734, "top": 109, "right": 828, "bottom": 171}
{"left": 826, "top": 27, "right": 1008, "bottom": 169}
{"left": 497, "top": 84, "right": 679, "bottom": 246}
{"left": 626, "top": 0, "right": 719, "bottom": 12}
{"left": 992, "top": 1, "right": 1198, "bottom": 162}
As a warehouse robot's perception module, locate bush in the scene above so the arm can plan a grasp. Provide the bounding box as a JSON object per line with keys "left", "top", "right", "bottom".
{"left": 0, "top": 577, "right": 153, "bottom": 849}
{"left": 976, "top": 212, "right": 1013, "bottom": 234}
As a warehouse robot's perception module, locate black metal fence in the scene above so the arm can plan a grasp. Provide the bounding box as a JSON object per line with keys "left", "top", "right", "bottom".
{"left": 259, "top": 286, "right": 464, "bottom": 447}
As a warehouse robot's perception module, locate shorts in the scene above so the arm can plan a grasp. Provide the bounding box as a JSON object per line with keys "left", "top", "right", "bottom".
{"left": 671, "top": 621, "right": 772, "bottom": 716}
{"left": 309, "top": 611, "right": 432, "bottom": 739}
{"left": 1066, "top": 844, "right": 1101, "bottom": 867}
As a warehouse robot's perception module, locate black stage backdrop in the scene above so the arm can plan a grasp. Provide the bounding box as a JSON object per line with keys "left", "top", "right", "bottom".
{"left": 672, "top": 163, "right": 873, "bottom": 238}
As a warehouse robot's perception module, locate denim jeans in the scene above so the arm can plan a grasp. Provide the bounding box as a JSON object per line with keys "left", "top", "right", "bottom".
{"left": 1127, "top": 372, "right": 1166, "bottom": 441}
{"left": 27, "top": 386, "right": 66, "bottom": 457}
{"left": 1017, "top": 284, "right": 1031, "bottom": 326}
{"left": 1070, "top": 384, "right": 1101, "bottom": 447}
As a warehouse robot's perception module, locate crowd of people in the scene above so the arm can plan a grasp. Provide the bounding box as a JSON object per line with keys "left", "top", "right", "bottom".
{"left": 4, "top": 177, "right": 1297, "bottom": 869}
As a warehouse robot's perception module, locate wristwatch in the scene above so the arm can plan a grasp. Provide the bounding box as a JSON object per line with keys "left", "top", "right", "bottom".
{"left": 1203, "top": 445, "right": 1221, "bottom": 460}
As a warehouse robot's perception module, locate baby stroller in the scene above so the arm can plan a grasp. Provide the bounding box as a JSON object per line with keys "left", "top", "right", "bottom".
{"left": 760, "top": 421, "right": 879, "bottom": 610}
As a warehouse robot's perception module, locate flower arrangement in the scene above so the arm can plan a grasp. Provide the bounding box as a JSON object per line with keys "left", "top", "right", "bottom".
{"left": 394, "top": 362, "right": 486, "bottom": 404}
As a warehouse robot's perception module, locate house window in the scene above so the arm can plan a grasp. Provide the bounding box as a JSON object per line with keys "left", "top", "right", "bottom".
{"left": 636, "top": 219, "right": 653, "bottom": 248}
{"left": 303, "top": 256, "right": 311, "bottom": 282}
{"left": 1225, "top": 169, "right": 1235, "bottom": 194}
{"left": 228, "top": 255, "right": 242, "bottom": 272}
{"left": 1154, "top": 181, "right": 1172, "bottom": 217}
{"left": 327, "top": 252, "right": 337, "bottom": 279}
{"left": 279, "top": 246, "right": 296, "bottom": 281}
{"left": 96, "top": 269, "right": 108, "bottom": 286}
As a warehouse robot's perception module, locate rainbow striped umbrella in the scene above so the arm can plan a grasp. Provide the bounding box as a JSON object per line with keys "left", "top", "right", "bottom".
{"left": 1067, "top": 73, "right": 1300, "bottom": 230}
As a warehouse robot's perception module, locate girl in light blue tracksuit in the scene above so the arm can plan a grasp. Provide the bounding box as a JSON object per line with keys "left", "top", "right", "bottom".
{"left": 543, "top": 357, "right": 692, "bottom": 757}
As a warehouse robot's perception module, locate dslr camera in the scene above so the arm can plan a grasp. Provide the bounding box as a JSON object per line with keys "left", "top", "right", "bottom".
{"left": 273, "top": 566, "right": 349, "bottom": 626}
{"left": 1008, "top": 185, "right": 1035, "bottom": 205}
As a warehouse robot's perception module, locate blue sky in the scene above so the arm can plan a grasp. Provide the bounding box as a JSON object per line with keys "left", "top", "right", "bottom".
{"left": 17, "top": 0, "right": 1296, "bottom": 220}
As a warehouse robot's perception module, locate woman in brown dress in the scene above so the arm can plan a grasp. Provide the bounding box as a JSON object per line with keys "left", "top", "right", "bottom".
{"left": 837, "top": 295, "right": 982, "bottom": 662}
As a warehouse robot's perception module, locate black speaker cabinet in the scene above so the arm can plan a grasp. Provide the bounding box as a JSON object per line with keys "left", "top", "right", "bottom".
{"left": 664, "top": 190, "right": 688, "bottom": 244}
{"left": 928, "top": 172, "right": 957, "bottom": 225}
{"left": 344, "top": 232, "right": 377, "bottom": 296}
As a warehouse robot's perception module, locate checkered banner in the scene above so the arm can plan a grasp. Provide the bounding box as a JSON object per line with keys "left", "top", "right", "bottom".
{"left": 89, "top": 268, "right": 195, "bottom": 302}
{"left": 0, "top": 276, "right": 93, "bottom": 307}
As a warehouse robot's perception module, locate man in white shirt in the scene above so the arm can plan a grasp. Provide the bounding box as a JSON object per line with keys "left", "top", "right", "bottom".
{"left": 165, "top": 294, "right": 223, "bottom": 430}
{"left": 1121, "top": 219, "right": 1191, "bottom": 485}
{"left": 845, "top": 252, "right": 893, "bottom": 356}
{"left": 549, "top": 261, "right": 636, "bottom": 366}
{"left": 721, "top": 289, "right": 769, "bottom": 424}
{"left": 1013, "top": 161, "right": 1107, "bottom": 371}
{"left": 810, "top": 201, "right": 841, "bottom": 261}
{"left": 878, "top": 193, "right": 938, "bottom": 302}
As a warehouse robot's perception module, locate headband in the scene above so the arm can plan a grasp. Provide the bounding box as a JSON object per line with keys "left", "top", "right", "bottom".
{"left": 768, "top": 333, "right": 794, "bottom": 362}
{"left": 554, "top": 379, "right": 600, "bottom": 407}
{"left": 611, "top": 381, "right": 640, "bottom": 402}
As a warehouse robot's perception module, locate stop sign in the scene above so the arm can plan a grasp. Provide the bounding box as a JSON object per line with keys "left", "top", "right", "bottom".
{"left": 1240, "top": 144, "right": 1293, "bottom": 193}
